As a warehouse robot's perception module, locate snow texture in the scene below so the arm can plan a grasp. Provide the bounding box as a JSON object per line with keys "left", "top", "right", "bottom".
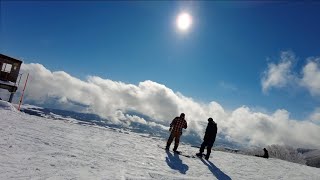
{"left": 0, "top": 80, "right": 16, "bottom": 86}
{"left": 0, "top": 100, "right": 18, "bottom": 112}
{"left": 1, "top": 104, "right": 320, "bottom": 179}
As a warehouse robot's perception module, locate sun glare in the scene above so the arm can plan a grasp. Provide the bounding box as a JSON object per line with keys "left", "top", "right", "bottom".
{"left": 176, "top": 12, "right": 192, "bottom": 31}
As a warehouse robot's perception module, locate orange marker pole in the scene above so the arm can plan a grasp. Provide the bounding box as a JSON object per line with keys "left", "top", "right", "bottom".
{"left": 18, "top": 73, "right": 29, "bottom": 111}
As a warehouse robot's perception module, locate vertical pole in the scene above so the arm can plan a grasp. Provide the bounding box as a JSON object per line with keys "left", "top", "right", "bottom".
{"left": 18, "top": 73, "right": 29, "bottom": 111}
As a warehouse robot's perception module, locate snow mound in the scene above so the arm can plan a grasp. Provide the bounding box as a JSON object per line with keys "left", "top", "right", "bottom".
{"left": 0, "top": 100, "right": 18, "bottom": 112}
{"left": 21, "top": 104, "right": 44, "bottom": 110}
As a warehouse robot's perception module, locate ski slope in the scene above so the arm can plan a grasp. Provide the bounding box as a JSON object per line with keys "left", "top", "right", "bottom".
{"left": 1, "top": 102, "right": 319, "bottom": 179}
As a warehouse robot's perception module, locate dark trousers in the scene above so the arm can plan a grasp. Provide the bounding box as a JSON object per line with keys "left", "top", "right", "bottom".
{"left": 199, "top": 141, "right": 214, "bottom": 157}
{"left": 166, "top": 131, "right": 181, "bottom": 151}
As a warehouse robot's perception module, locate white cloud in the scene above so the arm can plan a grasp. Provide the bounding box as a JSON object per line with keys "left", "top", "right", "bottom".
{"left": 15, "top": 63, "right": 320, "bottom": 149}
{"left": 223, "top": 107, "right": 320, "bottom": 148}
{"left": 261, "top": 51, "right": 295, "bottom": 93}
{"left": 301, "top": 58, "right": 320, "bottom": 96}
{"left": 309, "top": 108, "right": 320, "bottom": 124}
{"left": 261, "top": 52, "right": 320, "bottom": 97}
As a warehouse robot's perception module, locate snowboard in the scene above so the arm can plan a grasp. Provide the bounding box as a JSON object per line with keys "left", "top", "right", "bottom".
{"left": 158, "top": 145, "right": 196, "bottom": 158}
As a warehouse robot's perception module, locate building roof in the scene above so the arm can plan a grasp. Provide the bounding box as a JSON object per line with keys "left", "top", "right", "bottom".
{"left": 0, "top": 54, "right": 23, "bottom": 64}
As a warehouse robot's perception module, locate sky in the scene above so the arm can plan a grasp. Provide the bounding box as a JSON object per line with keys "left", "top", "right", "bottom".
{"left": 1, "top": 1, "right": 320, "bottom": 148}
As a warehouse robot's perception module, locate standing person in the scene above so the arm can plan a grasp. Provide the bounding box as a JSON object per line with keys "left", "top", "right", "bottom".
{"left": 166, "top": 113, "right": 188, "bottom": 152}
{"left": 196, "top": 118, "right": 217, "bottom": 160}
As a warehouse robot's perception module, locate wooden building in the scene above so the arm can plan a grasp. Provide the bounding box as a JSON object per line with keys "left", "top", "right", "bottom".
{"left": 0, "top": 54, "right": 23, "bottom": 102}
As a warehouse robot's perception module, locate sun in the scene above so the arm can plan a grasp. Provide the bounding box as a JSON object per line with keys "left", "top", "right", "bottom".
{"left": 176, "top": 12, "right": 192, "bottom": 31}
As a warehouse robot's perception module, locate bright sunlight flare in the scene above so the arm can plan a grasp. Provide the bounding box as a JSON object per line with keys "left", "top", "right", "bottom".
{"left": 176, "top": 12, "right": 192, "bottom": 31}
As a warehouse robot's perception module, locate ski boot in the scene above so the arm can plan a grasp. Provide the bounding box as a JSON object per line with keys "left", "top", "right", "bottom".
{"left": 196, "top": 152, "right": 203, "bottom": 158}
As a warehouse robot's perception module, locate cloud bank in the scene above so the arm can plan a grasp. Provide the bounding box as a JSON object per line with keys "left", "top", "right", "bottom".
{"left": 11, "top": 63, "right": 320, "bottom": 149}
{"left": 301, "top": 57, "right": 320, "bottom": 96}
{"left": 309, "top": 108, "right": 320, "bottom": 124}
{"left": 261, "top": 51, "right": 320, "bottom": 96}
{"left": 261, "top": 51, "right": 296, "bottom": 93}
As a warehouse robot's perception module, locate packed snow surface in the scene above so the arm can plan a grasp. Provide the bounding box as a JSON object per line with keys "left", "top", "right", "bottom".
{"left": 0, "top": 100, "right": 18, "bottom": 112}
{"left": 1, "top": 105, "right": 320, "bottom": 179}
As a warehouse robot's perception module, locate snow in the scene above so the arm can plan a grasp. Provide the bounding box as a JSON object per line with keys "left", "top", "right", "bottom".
{"left": 0, "top": 100, "right": 18, "bottom": 112}
{"left": 1, "top": 107, "right": 320, "bottom": 179}
{"left": 21, "top": 104, "right": 44, "bottom": 110}
{"left": 0, "top": 79, "right": 16, "bottom": 86}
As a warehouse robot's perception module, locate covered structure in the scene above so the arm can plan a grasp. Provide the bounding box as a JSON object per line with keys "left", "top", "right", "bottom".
{"left": 0, "top": 54, "right": 23, "bottom": 102}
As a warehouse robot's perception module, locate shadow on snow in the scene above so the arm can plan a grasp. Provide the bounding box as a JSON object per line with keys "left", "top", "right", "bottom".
{"left": 200, "top": 158, "right": 232, "bottom": 180}
{"left": 165, "top": 151, "right": 189, "bottom": 174}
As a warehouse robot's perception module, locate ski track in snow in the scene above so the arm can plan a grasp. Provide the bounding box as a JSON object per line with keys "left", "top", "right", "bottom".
{"left": 1, "top": 109, "right": 320, "bottom": 180}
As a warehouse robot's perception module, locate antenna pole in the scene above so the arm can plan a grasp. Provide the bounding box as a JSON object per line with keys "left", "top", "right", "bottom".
{"left": 18, "top": 73, "right": 29, "bottom": 111}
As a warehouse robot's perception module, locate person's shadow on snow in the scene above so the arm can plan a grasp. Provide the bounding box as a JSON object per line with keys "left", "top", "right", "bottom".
{"left": 165, "top": 150, "right": 189, "bottom": 174}
{"left": 200, "top": 158, "right": 231, "bottom": 180}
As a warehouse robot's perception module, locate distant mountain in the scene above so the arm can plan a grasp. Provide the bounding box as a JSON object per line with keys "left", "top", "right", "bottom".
{"left": 20, "top": 104, "right": 240, "bottom": 149}
{"left": 298, "top": 148, "right": 320, "bottom": 168}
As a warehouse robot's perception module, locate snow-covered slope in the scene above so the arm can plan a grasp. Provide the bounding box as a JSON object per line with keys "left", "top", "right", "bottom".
{"left": 0, "top": 100, "right": 18, "bottom": 112}
{"left": 19, "top": 104, "right": 239, "bottom": 149}
{"left": 303, "top": 149, "right": 320, "bottom": 168}
{"left": 1, "top": 106, "right": 320, "bottom": 179}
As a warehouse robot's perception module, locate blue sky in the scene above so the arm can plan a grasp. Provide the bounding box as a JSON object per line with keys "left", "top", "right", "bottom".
{"left": 1, "top": 1, "right": 320, "bottom": 120}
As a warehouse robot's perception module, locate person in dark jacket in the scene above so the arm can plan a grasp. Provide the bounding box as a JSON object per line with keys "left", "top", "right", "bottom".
{"left": 263, "top": 148, "right": 269, "bottom": 158}
{"left": 255, "top": 148, "right": 269, "bottom": 159}
{"left": 166, "top": 113, "right": 188, "bottom": 152}
{"left": 196, "top": 118, "right": 217, "bottom": 160}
